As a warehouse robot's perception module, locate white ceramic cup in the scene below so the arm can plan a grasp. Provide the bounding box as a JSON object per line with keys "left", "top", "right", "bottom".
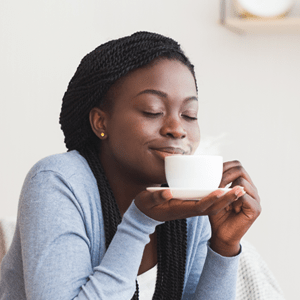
{"left": 165, "top": 155, "right": 223, "bottom": 189}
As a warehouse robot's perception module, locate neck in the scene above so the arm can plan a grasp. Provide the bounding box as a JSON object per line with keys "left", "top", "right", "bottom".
{"left": 99, "top": 151, "right": 160, "bottom": 216}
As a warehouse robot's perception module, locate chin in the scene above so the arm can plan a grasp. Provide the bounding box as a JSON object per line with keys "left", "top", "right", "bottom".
{"left": 146, "top": 170, "right": 167, "bottom": 187}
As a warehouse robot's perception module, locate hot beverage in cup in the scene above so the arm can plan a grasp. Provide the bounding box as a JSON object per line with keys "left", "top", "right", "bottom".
{"left": 165, "top": 155, "right": 223, "bottom": 189}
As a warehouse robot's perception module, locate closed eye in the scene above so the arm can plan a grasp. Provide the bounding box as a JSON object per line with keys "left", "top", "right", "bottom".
{"left": 182, "top": 115, "right": 198, "bottom": 121}
{"left": 143, "top": 111, "right": 163, "bottom": 118}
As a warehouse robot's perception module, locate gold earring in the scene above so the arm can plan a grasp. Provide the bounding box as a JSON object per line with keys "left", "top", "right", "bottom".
{"left": 100, "top": 132, "right": 105, "bottom": 138}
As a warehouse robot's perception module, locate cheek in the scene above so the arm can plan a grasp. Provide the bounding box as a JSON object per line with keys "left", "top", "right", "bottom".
{"left": 109, "top": 117, "right": 154, "bottom": 153}
{"left": 188, "top": 123, "right": 200, "bottom": 152}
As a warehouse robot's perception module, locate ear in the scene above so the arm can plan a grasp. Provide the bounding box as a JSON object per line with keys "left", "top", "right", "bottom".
{"left": 89, "top": 107, "right": 109, "bottom": 140}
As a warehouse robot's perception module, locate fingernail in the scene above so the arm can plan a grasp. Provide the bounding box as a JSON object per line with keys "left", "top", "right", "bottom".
{"left": 161, "top": 189, "right": 173, "bottom": 199}
{"left": 234, "top": 186, "right": 246, "bottom": 198}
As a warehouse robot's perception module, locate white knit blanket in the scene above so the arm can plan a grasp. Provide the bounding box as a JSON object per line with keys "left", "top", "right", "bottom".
{"left": 0, "top": 219, "right": 285, "bottom": 299}
{"left": 0, "top": 218, "right": 16, "bottom": 264}
{"left": 236, "top": 239, "right": 285, "bottom": 300}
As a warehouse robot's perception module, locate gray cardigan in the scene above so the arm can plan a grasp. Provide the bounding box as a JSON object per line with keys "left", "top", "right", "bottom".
{"left": 0, "top": 150, "right": 239, "bottom": 299}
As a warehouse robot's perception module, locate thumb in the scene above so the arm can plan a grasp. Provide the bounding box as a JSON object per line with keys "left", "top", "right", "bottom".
{"left": 135, "top": 189, "right": 173, "bottom": 212}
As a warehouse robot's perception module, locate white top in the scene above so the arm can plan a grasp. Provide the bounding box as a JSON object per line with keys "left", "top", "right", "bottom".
{"left": 137, "top": 265, "right": 157, "bottom": 300}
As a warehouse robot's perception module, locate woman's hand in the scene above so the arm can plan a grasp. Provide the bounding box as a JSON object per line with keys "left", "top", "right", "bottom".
{"left": 209, "top": 160, "right": 261, "bottom": 256}
{"left": 135, "top": 184, "right": 246, "bottom": 224}
{"left": 135, "top": 160, "right": 261, "bottom": 257}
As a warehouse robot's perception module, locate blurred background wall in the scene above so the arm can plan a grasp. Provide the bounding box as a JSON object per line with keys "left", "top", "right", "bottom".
{"left": 1, "top": 0, "right": 299, "bottom": 298}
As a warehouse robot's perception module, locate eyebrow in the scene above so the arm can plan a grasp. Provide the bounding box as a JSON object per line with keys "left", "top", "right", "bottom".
{"left": 136, "top": 89, "right": 198, "bottom": 102}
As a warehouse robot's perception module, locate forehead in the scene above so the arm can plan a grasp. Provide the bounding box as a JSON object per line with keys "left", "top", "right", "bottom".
{"left": 104, "top": 59, "right": 197, "bottom": 108}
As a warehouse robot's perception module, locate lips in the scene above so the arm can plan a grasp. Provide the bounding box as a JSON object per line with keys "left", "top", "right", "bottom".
{"left": 154, "top": 147, "right": 186, "bottom": 154}
{"left": 150, "top": 147, "right": 187, "bottom": 160}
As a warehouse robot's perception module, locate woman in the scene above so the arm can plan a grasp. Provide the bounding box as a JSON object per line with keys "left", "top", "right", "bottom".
{"left": 0, "top": 31, "right": 261, "bottom": 300}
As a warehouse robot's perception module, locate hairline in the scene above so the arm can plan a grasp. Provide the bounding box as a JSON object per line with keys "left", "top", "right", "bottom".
{"left": 99, "top": 56, "right": 197, "bottom": 113}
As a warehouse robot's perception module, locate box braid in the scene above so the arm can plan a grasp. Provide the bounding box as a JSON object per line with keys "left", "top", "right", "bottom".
{"left": 60, "top": 31, "right": 197, "bottom": 300}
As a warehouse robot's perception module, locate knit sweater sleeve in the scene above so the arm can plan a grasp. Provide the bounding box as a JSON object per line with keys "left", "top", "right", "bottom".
{"left": 192, "top": 246, "right": 240, "bottom": 299}
{"left": 17, "top": 170, "right": 162, "bottom": 300}
{"left": 191, "top": 220, "right": 240, "bottom": 300}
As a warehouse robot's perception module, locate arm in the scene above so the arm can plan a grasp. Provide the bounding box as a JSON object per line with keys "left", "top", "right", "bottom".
{"left": 183, "top": 217, "right": 240, "bottom": 300}
{"left": 19, "top": 170, "right": 162, "bottom": 300}
{"left": 129, "top": 160, "right": 260, "bottom": 300}
{"left": 193, "top": 244, "right": 240, "bottom": 300}
{"left": 193, "top": 160, "right": 261, "bottom": 299}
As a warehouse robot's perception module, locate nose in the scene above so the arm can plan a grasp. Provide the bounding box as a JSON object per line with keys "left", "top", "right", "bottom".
{"left": 160, "top": 116, "right": 186, "bottom": 139}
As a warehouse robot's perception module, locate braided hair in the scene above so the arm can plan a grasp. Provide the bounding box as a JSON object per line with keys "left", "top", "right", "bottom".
{"left": 60, "top": 31, "right": 197, "bottom": 300}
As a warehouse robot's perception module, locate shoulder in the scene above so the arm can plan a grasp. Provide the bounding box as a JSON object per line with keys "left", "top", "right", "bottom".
{"left": 19, "top": 150, "right": 101, "bottom": 223}
{"left": 28, "top": 150, "right": 91, "bottom": 180}
{"left": 21, "top": 150, "right": 98, "bottom": 204}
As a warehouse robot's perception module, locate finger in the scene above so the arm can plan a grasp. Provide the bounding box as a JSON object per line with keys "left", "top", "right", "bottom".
{"left": 204, "top": 186, "right": 246, "bottom": 215}
{"left": 150, "top": 189, "right": 173, "bottom": 206}
{"left": 135, "top": 189, "right": 171, "bottom": 212}
{"left": 222, "top": 160, "right": 242, "bottom": 172}
{"left": 193, "top": 189, "right": 233, "bottom": 214}
{"left": 230, "top": 177, "right": 259, "bottom": 203}
{"left": 151, "top": 189, "right": 231, "bottom": 220}
{"left": 232, "top": 197, "right": 243, "bottom": 213}
{"left": 219, "top": 163, "right": 254, "bottom": 188}
{"left": 232, "top": 193, "right": 262, "bottom": 220}
{"left": 225, "top": 204, "right": 233, "bottom": 212}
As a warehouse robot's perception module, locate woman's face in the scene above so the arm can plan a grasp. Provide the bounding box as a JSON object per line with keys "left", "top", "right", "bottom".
{"left": 98, "top": 59, "right": 200, "bottom": 185}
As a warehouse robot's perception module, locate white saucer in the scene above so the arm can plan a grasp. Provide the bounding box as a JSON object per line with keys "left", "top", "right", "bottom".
{"left": 146, "top": 187, "right": 231, "bottom": 200}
